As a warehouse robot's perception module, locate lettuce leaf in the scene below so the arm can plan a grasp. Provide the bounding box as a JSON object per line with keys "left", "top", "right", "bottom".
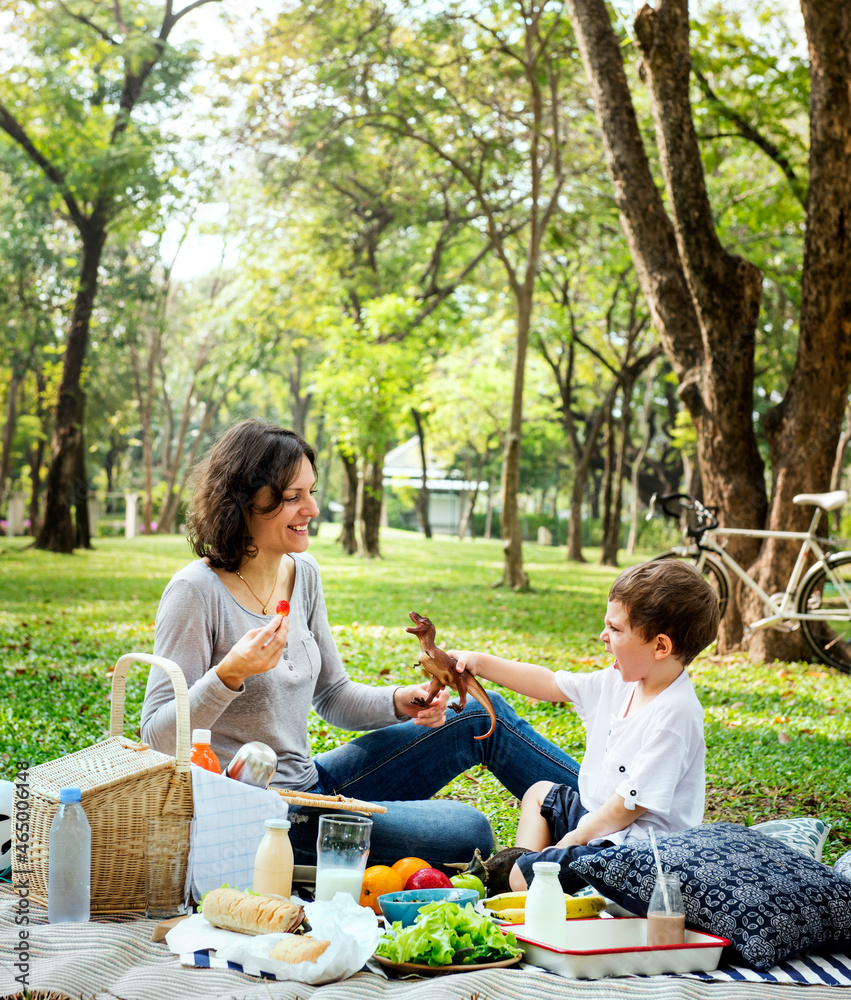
{"left": 375, "top": 902, "right": 522, "bottom": 967}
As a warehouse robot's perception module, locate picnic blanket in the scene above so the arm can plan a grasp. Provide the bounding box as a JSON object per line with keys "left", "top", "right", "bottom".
{"left": 2, "top": 892, "right": 849, "bottom": 1000}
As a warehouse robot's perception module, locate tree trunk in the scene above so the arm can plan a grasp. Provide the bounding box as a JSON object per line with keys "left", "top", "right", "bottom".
{"left": 28, "top": 438, "right": 44, "bottom": 538}
{"left": 567, "top": 387, "right": 616, "bottom": 562}
{"left": 35, "top": 224, "right": 107, "bottom": 553}
{"left": 360, "top": 454, "right": 384, "bottom": 558}
{"left": 0, "top": 371, "right": 21, "bottom": 499}
{"left": 25, "top": 368, "right": 48, "bottom": 537}
{"left": 458, "top": 453, "right": 484, "bottom": 540}
{"left": 411, "top": 407, "right": 432, "bottom": 539}
{"left": 338, "top": 450, "right": 359, "bottom": 555}
{"left": 599, "top": 406, "right": 616, "bottom": 566}
{"left": 743, "top": 0, "right": 851, "bottom": 661}
{"left": 602, "top": 379, "right": 635, "bottom": 566}
{"left": 484, "top": 487, "right": 494, "bottom": 540}
{"left": 155, "top": 341, "right": 209, "bottom": 531}
{"left": 626, "top": 360, "right": 658, "bottom": 554}
{"left": 566, "top": 0, "right": 766, "bottom": 649}
{"left": 130, "top": 341, "right": 157, "bottom": 533}
{"left": 309, "top": 413, "right": 328, "bottom": 537}
{"left": 289, "top": 352, "right": 312, "bottom": 437}
{"left": 498, "top": 293, "right": 532, "bottom": 589}
{"left": 74, "top": 430, "right": 92, "bottom": 549}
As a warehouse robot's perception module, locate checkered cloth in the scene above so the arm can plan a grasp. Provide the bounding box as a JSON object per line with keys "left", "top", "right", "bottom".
{"left": 190, "top": 765, "right": 289, "bottom": 898}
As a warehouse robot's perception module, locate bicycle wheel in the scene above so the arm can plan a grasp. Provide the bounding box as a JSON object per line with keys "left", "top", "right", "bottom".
{"left": 652, "top": 551, "right": 730, "bottom": 619}
{"left": 796, "top": 551, "right": 851, "bottom": 673}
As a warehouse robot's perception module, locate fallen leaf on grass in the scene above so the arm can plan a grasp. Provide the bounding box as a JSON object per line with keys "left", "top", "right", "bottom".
{"left": 778, "top": 732, "right": 791, "bottom": 744}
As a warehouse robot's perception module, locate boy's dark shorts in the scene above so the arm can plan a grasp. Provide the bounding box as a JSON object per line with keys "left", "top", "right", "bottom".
{"left": 515, "top": 782, "right": 615, "bottom": 894}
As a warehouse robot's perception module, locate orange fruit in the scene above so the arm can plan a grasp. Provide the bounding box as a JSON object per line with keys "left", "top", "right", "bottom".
{"left": 390, "top": 856, "right": 431, "bottom": 886}
{"left": 359, "top": 865, "right": 404, "bottom": 913}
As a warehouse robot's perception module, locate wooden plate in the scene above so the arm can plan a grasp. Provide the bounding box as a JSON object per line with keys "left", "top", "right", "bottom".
{"left": 372, "top": 953, "right": 522, "bottom": 976}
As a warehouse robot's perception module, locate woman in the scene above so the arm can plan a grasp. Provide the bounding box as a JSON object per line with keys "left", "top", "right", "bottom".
{"left": 141, "top": 419, "right": 580, "bottom": 867}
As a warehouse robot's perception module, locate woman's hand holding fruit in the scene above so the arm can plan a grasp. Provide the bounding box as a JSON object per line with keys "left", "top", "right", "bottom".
{"left": 216, "top": 616, "right": 290, "bottom": 691}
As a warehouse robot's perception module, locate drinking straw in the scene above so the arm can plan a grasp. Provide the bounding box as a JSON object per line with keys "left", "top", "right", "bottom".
{"left": 648, "top": 826, "right": 672, "bottom": 914}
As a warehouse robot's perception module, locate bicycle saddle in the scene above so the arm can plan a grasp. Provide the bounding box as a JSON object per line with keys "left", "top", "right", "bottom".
{"left": 792, "top": 490, "right": 848, "bottom": 511}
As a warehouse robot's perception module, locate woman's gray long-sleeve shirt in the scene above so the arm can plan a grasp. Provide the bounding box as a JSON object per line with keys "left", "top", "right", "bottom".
{"left": 140, "top": 554, "right": 398, "bottom": 789}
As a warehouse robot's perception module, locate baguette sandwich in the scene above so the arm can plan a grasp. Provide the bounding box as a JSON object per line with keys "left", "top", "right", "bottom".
{"left": 202, "top": 887, "right": 304, "bottom": 935}
{"left": 270, "top": 934, "right": 331, "bottom": 964}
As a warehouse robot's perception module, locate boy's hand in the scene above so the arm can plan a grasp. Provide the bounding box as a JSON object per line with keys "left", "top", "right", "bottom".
{"left": 447, "top": 649, "right": 480, "bottom": 675}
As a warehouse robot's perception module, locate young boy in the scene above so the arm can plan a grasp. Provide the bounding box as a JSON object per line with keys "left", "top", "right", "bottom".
{"left": 451, "top": 559, "right": 720, "bottom": 892}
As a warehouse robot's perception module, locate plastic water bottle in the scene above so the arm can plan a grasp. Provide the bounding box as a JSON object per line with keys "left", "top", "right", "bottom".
{"left": 47, "top": 787, "right": 91, "bottom": 923}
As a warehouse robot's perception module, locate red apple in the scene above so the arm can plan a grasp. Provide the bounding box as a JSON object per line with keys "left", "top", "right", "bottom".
{"left": 405, "top": 867, "right": 453, "bottom": 890}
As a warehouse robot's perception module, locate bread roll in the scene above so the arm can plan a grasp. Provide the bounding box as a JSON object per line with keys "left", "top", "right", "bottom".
{"left": 203, "top": 888, "right": 304, "bottom": 935}
{"left": 270, "top": 934, "right": 331, "bottom": 964}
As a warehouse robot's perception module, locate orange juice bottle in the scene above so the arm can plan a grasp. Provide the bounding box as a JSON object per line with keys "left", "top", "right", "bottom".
{"left": 190, "top": 728, "right": 221, "bottom": 773}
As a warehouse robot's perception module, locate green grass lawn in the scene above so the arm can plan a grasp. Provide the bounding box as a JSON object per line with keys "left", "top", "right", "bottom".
{"left": 2, "top": 525, "right": 850, "bottom": 862}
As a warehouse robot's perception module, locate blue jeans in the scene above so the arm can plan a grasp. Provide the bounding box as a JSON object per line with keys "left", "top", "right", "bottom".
{"left": 287, "top": 692, "right": 580, "bottom": 869}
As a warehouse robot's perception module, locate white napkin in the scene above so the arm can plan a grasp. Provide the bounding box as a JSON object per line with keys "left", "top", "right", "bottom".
{"left": 216, "top": 894, "right": 382, "bottom": 984}
{"left": 189, "top": 765, "right": 289, "bottom": 898}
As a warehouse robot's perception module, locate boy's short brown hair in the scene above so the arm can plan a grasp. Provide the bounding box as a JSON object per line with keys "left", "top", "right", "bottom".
{"left": 608, "top": 560, "right": 720, "bottom": 665}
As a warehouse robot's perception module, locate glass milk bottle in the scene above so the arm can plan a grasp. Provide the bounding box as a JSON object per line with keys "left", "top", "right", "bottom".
{"left": 524, "top": 861, "right": 567, "bottom": 948}
{"left": 646, "top": 872, "right": 685, "bottom": 947}
{"left": 253, "top": 818, "right": 294, "bottom": 898}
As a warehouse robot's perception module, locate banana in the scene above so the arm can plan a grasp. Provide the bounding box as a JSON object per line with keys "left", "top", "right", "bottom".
{"left": 483, "top": 891, "right": 528, "bottom": 913}
{"left": 485, "top": 890, "right": 606, "bottom": 920}
{"left": 565, "top": 893, "right": 606, "bottom": 919}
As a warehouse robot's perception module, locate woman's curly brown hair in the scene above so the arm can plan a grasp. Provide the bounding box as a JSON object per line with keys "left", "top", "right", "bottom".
{"left": 185, "top": 419, "right": 316, "bottom": 572}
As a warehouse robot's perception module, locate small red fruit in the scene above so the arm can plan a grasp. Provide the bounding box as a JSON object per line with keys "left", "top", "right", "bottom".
{"left": 405, "top": 867, "right": 453, "bottom": 891}
{"left": 276, "top": 600, "right": 290, "bottom": 616}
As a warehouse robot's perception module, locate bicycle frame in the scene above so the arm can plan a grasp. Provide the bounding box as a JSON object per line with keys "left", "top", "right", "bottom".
{"left": 683, "top": 507, "right": 851, "bottom": 628}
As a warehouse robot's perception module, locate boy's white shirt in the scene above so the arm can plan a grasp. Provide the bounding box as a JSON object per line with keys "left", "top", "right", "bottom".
{"left": 554, "top": 665, "right": 705, "bottom": 846}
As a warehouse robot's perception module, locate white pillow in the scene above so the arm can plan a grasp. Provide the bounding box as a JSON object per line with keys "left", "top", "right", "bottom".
{"left": 751, "top": 817, "right": 830, "bottom": 862}
{"left": 834, "top": 848, "right": 851, "bottom": 881}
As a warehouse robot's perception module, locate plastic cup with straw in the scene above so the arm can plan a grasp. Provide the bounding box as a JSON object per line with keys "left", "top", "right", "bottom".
{"left": 649, "top": 826, "right": 672, "bottom": 915}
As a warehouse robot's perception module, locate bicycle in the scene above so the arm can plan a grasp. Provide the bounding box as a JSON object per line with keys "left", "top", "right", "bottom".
{"left": 647, "top": 489, "right": 851, "bottom": 673}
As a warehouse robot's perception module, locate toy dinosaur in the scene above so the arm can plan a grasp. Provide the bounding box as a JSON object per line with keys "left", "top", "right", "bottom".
{"left": 405, "top": 611, "right": 496, "bottom": 740}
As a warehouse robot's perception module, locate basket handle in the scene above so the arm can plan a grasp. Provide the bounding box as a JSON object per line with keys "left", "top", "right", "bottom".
{"left": 110, "top": 653, "right": 191, "bottom": 772}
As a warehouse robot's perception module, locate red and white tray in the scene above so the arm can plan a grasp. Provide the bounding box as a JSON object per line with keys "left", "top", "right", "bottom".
{"left": 512, "top": 917, "right": 729, "bottom": 979}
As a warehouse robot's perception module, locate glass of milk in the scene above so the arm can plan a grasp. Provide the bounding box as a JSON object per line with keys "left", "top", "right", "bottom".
{"left": 314, "top": 813, "right": 373, "bottom": 902}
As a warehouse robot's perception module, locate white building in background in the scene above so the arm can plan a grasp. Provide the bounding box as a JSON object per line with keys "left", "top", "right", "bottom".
{"left": 383, "top": 437, "right": 488, "bottom": 535}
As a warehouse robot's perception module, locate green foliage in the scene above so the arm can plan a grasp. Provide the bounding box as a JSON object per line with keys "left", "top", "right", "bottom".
{"left": 2, "top": 528, "right": 850, "bottom": 861}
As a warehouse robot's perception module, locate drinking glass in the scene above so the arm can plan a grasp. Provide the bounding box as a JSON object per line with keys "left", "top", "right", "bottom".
{"left": 314, "top": 813, "right": 372, "bottom": 902}
{"left": 145, "top": 817, "right": 194, "bottom": 919}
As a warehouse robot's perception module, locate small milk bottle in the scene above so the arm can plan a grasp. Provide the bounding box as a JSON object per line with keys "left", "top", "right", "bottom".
{"left": 48, "top": 786, "right": 91, "bottom": 923}
{"left": 524, "top": 860, "right": 567, "bottom": 948}
{"left": 190, "top": 728, "right": 221, "bottom": 773}
{"left": 253, "top": 817, "right": 294, "bottom": 897}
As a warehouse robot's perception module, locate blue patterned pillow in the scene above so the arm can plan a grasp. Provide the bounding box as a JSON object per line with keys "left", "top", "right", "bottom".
{"left": 569, "top": 822, "right": 851, "bottom": 970}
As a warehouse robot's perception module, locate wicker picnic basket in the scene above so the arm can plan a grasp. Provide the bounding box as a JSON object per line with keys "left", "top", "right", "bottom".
{"left": 17, "top": 653, "right": 193, "bottom": 912}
